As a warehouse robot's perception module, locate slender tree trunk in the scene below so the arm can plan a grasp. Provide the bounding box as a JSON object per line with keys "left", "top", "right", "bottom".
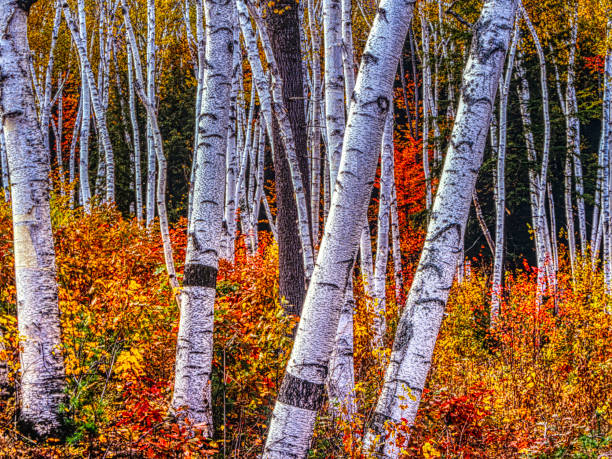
{"left": 221, "top": 22, "right": 241, "bottom": 261}
{"left": 0, "top": 128, "right": 10, "bottom": 201}
{"left": 0, "top": 1, "right": 67, "bottom": 437}
{"left": 40, "top": 5, "right": 61, "bottom": 155}
{"left": 473, "top": 189, "right": 495, "bottom": 255}
{"left": 145, "top": 0, "right": 157, "bottom": 227}
{"left": 323, "top": 0, "right": 345, "bottom": 187}
{"left": 263, "top": 0, "right": 416, "bottom": 453}
{"left": 603, "top": 20, "right": 612, "bottom": 292}
{"left": 127, "top": 50, "right": 143, "bottom": 222}
{"left": 308, "top": 0, "right": 322, "bottom": 243}
{"left": 390, "top": 180, "right": 403, "bottom": 302}
{"left": 170, "top": 0, "right": 233, "bottom": 434}
{"left": 76, "top": 0, "right": 91, "bottom": 210}
{"left": 327, "top": 272, "right": 356, "bottom": 420}
{"left": 491, "top": 19, "right": 518, "bottom": 323}
{"left": 421, "top": 11, "right": 433, "bottom": 211}
{"left": 363, "top": 1, "right": 518, "bottom": 454}
{"left": 566, "top": 8, "right": 586, "bottom": 257}
{"left": 372, "top": 110, "right": 394, "bottom": 347}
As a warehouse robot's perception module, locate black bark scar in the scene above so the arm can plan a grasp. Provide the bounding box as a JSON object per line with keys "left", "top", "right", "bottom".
{"left": 183, "top": 263, "right": 218, "bottom": 288}
{"left": 277, "top": 372, "right": 326, "bottom": 411}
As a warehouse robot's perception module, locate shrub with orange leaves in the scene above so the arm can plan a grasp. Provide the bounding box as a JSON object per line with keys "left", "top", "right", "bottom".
{"left": 0, "top": 197, "right": 294, "bottom": 457}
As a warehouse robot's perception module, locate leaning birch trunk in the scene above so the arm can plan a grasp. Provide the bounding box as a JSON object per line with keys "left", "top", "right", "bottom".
{"left": 263, "top": 0, "right": 416, "bottom": 454}
{"left": 0, "top": 0, "right": 67, "bottom": 437}
{"left": 372, "top": 110, "right": 394, "bottom": 347}
{"left": 170, "top": 0, "right": 233, "bottom": 434}
{"left": 363, "top": 0, "right": 518, "bottom": 454}
{"left": 322, "top": 0, "right": 355, "bottom": 417}
{"left": 491, "top": 19, "right": 518, "bottom": 323}
{"left": 338, "top": 0, "right": 373, "bottom": 296}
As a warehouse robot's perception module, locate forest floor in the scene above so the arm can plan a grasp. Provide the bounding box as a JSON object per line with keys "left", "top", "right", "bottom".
{"left": 0, "top": 199, "right": 610, "bottom": 458}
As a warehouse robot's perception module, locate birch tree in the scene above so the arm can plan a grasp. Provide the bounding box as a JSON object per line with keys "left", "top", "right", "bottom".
{"left": 145, "top": 0, "right": 156, "bottom": 227}
{"left": 363, "top": 0, "right": 518, "bottom": 454}
{"left": 0, "top": 128, "right": 10, "bottom": 201}
{"left": 170, "top": 0, "right": 233, "bottom": 433}
{"left": 0, "top": 0, "right": 67, "bottom": 437}
{"left": 263, "top": 0, "right": 416, "bottom": 453}
{"left": 372, "top": 110, "right": 394, "bottom": 347}
{"left": 491, "top": 18, "right": 519, "bottom": 322}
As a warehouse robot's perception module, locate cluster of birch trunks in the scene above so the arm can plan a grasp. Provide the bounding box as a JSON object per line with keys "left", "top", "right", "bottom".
{"left": 1, "top": 0, "right": 612, "bottom": 456}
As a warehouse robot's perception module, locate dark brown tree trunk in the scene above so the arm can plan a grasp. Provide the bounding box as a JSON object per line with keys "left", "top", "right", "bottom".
{"left": 265, "top": 4, "right": 311, "bottom": 316}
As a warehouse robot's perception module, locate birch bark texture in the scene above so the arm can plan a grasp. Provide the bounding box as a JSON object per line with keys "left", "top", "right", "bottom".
{"left": 363, "top": 0, "right": 518, "bottom": 455}
{"left": 263, "top": 0, "right": 416, "bottom": 454}
{"left": 0, "top": 0, "right": 67, "bottom": 438}
{"left": 170, "top": 0, "right": 233, "bottom": 434}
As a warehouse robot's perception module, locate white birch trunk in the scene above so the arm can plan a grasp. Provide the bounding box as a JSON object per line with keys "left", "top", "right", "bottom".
{"left": 308, "top": 0, "right": 322, "bottom": 242}
{"left": 170, "top": 0, "right": 233, "bottom": 433}
{"left": 327, "top": 273, "right": 356, "bottom": 421}
{"left": 363, "top": 1, "right": 518, "bottom": 454}
{"left": 372, "top": 110, "right": 394, "bottom": 347}
{"left": 521, "top": 4, "right": 553, "bottom": 284}
{"left": 0, "top": 128, "right": 9, "bottom": 201}
{"left": 421, "top": 12, "right": 433, "bottom": 211}
{"left": 491, "top": 19, "right": 518, "bottom": 323}
{"left": 68, "top": 90, "right": 82, "bottom": 208}
{"left": 221, "top": 22, "right": 241, "bottom": 261}
{"left": 127, "top": 50, "right": 143, "bottom": 222}
{"left": 0, "top": 1, "right": 66, "bottom": 437}
{"left": 390, "top": 180, "right": 403, "bottom": 303}
{"left": 323, "top": 0, "right": 346, "bottom": 187}
{"left": 263, "top": 0, "right": 416, "bottom": 454}
{"left": 40, "top": 6, "right": 62, "bottom": 156}
{"left": 77, "top": 0, "right": 91, "bottom": 210}
{"left": 145, "top": 0, "right": 156, "bottom": 227}
{"left": 566, "top": 9, "right": 586, "bottom": 256}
